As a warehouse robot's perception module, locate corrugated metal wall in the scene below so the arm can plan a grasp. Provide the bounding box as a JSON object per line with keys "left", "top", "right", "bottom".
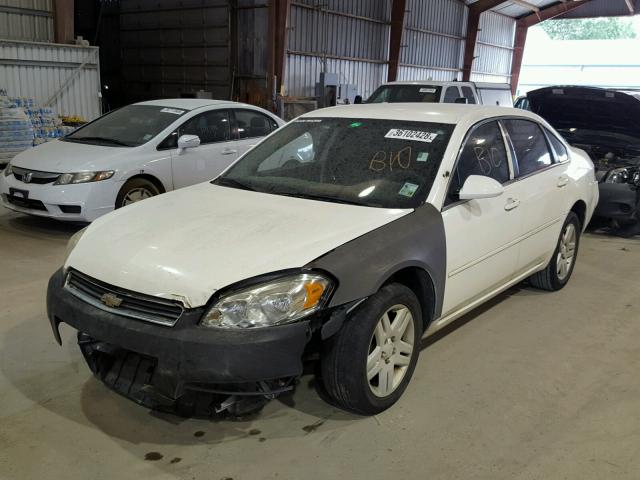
{"left": 0, "top": 40, "right": 101, "bottom": 120}
{"left": 119, "top": 0, "right": 230, "bottom": 103}
{"left": 0, "top": 0, "right": 54, "bottom": 42}
{"left": 397, "top": 0, "right": 466, "bottom": 82}
{"left": 284, "top": 0, "right": 391, "bottom": 98}
{"left": 470, "top": 11, "right": 515, "bottom": 84}
{"left": 283, "top": 0, "right": 514, "bottom": 99}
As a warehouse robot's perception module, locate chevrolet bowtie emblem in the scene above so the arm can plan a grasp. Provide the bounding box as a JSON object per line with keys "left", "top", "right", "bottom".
{"left": 100, "top": 292, "right": 123, "bottom": 308}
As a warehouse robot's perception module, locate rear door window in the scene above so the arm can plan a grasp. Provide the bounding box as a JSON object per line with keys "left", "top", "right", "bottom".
{"left": 461, "top": 86, "right": 477, "bottom": 104}
{"left": 503, "top": 119, "right": 553, "bottom": 177}
{"left": 443, "top": 86, "right": 461, "bottom": 103}
{"left": 544, "top": 128, "right": 569, "bottom": 162}
{"left": 233, "top": 109, "right": 278, "bottom": 139}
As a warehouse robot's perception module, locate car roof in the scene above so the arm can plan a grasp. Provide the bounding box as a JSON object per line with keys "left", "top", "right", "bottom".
{"left": 381, "top": 81, "right": 463, "bottom": 86}
{"left": 303, "top": 103, "right": 540, "bottom": 126}
{"left": 133, "top": 99, "right": 242, "bottom": 110}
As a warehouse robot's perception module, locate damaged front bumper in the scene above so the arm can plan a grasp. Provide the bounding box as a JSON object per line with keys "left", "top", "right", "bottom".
{"left": 595, "top": 182, "right": 639, "bottom": 223}
{"left": 46, "top": 268, "right": 316, "bottom": 413}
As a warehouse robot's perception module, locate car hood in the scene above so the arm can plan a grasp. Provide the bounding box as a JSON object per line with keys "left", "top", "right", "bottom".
{"left": 526, "top": 86, "right": 640, "bottom": 139}
{"left": 65, "top": 183, "right": 412, "bottom": 308}
{"left": 10, "top": 139, "right": 132, "bottom": 172}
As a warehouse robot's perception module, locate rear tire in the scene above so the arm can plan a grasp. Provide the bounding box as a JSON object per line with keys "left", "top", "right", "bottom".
{"left": 320, "top": 284, "right": 422, "bottom": 415}
{"left": 529, "top": 212, "right": 581, "bottom": 291}
{"left": 115, "top": 178, "right": 160, "bottom": 209}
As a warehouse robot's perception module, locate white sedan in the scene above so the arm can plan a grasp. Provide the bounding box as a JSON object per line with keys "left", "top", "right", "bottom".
{"left": 0, "top": 99, "right": 284, "bottom": 222}
{"left": 47, "top": 104, "right": 599, "bottom": 416}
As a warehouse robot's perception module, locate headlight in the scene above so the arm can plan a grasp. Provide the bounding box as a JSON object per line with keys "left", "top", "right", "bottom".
{"left": 201, "top": 273, "right": 333, "bottom": 329}
{"left": 3, "top": 163, "right": 12, "bottom": 177}
{"left": 605, "top": 167, "right": 632, "bottom": 184}
{"left": 64, "top": 226, "right": 88, "bottom": 264}
{"left": 55, "top": 171, "right": 114, "bottom": 185}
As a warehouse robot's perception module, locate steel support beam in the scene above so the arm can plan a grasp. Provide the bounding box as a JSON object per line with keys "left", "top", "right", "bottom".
{"left": 387, "top": 0, "right": 406, "bottom": 82}
{"left": 265, "top": 0, "right": 291, "bottom": 107}
{"left": 510, "top": 0, "right": 592, "bottom": 94}
{"left": 53, "top": 0, "right": 74, "bottom": 44}
{"left": 461, "top": 0, "right": 505, "bottom": 81}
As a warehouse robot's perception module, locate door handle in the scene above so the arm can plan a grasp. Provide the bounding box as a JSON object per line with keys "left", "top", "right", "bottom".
{"left": 557, "top": 175, "right": 569, "bottom": 188}
{"left": 221, "top": 149, "right": 237, "bottom": 155}
{"left": 504, "top": 198, "right": 520, "bottom": 211}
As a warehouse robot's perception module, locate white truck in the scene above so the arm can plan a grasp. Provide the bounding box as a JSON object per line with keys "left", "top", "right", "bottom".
{"left": 364, "top": 81, "right": 513, "bottom": 107}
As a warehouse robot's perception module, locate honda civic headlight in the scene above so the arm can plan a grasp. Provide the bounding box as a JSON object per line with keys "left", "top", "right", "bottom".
{"left": 201, "top": 273, "right": 333, "bottom": 329}
{"left": 55, "top": 171, "right": 115, "bottom": 185}
{"left": 605, "top": 167, "right": 632, "bottom": 184}
{"left": 3, "top": 163, "right": 12, "bottom": 177}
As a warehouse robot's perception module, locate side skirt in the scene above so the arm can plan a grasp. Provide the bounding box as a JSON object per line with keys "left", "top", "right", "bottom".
{"left": 423, "top": 261, "right": 546, "bottom": 338}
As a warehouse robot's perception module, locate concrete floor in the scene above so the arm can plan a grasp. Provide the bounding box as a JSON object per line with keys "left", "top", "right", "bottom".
{"left": 0, "top": 205, "right": 639, "bottom": 480}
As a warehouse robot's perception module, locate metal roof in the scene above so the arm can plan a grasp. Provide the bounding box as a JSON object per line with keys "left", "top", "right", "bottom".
{"left": 465, "top": 0, "right": 638, "bottom": 19}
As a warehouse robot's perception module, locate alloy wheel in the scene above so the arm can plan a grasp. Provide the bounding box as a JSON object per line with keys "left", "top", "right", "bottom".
{"left": 367, "top": 304, "right": 415, "bottom": 398}
{"left": 556, "top": 223, "right": 577, "bottom": 281}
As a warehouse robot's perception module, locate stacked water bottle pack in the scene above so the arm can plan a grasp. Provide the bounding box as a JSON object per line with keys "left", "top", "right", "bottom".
{"left": 0, "top": 91, "right": 35, "bottom": 166}
{"left": 15, "top": 98, "right": 69, "bottom": 145}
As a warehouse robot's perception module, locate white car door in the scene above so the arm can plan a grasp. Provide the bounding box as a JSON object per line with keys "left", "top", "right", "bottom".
{"left": 440, "top": 120, "right": 522, "bottom": 317}
{"left": 169, "top": 109, "right": 239, "bottom": 189}
{"left": 231, "top": 108, "right": 280, "bottom": 157}
{"left": 502, "top": 119, "right": 571, "bottom": 274}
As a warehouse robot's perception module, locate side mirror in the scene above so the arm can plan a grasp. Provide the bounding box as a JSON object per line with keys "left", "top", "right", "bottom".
{"left": 354, "top": 95, "right": 363, "bottom": 104}
{"left": 177, "top": 134, "right": 200, "bottom": 154}
{"left": 454, "top": 97, "right": 468, "bottom": 104}
{"left": 459, "top": 175, "right": 504, "bottom": 200}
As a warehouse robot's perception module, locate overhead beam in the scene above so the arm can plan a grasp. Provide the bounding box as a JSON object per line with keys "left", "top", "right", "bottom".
{"left": 510, "top": 0, "right": 592, "bottom": 95}
{"left": 462, "top": 0, "right": 506, "bottom": 81}
{"left": 387, "top": 0, "right": 407, "bottom": 82}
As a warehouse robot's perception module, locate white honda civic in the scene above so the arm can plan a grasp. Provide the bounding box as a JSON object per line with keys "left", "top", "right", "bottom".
{"left": 47, "top": 104, "right": 599, "bottom": 416}
{"left": 0, "top": 99, "right": 284, "bottom": 222}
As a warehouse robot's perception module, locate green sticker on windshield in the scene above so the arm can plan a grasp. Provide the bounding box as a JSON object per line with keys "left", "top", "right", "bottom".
{"left": 399, "top": 182, "right": 419, "bottom": 197}
{"left": 349, "top": 122, "right": 363, "bottom": 128}
{"left": 417, "top": 152, "right": 429, "bottom": 162}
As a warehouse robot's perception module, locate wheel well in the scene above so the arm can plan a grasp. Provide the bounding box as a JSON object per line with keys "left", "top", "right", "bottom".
{"left": 382, "top": 267, "right": 436, "bottom": 331}
{"left": 570, "top": 200, "right": 587, "bottom": 229}
{"left": 124, "top": 174, "right": 166, "bottom": 194}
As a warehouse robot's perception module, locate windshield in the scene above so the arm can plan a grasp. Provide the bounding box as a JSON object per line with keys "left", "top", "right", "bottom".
{"left": 64, "top": 105, "right": 187, "bottom": 147}
{"left": 367, "top": 85, "right": 442, "bottom": 103}
{"left": 215, "top": 117, "right": 454, "bottom": 209}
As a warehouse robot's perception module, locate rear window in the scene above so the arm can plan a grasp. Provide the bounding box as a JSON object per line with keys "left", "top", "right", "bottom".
{"left": 545, "top": 128, "right": 569, "bottom": 162}
{"left": 367, "top": 85, "right": 442, "bottom": 103}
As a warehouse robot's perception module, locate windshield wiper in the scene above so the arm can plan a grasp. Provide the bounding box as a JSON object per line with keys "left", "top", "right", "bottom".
{"left": 66, "top": 136, "right": 133, "bottom": 147}
{"left": 213, "top": 177, "right": 256, "bottom": 191}
{"left": 278, "top": 192, "right": 372, "bottom": 207}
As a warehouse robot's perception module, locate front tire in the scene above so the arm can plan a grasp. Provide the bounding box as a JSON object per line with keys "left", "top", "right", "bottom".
{"left": 529, "top": 212, "right": 581, "bottom": 291}
{"left": 320, "top": 284, "right": 422, "bottom": 415}
{"left": 115, "top": 178, "right": 160, "bottom": 209}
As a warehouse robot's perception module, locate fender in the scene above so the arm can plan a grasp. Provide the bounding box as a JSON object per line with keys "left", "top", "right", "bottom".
{"left": 306, "top": 203, "right": 447, "bottom": 319}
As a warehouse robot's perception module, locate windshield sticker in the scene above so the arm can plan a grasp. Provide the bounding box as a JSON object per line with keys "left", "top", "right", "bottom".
{"left": 143, "top": 133, "right": 153, "bottom": 141}
{"left": 417, "top": 152, "right": 429, "bottom": 162}
{"left": 295, "top": 119, "right": 322, "bottom": 123}
{"left": 161, "top": 108, "right": 185, "bottom": 115}
{"left": 419, "top": 88, "right": 437, "bottom": 93}
{"left": 385, "top": 129, "right": 438, "bottom": 143}
{"left": 552, "top": 88, "right": 564, "bottom": 95}
{"left": 399, "top": 182, "right": 419, "bottom": 197}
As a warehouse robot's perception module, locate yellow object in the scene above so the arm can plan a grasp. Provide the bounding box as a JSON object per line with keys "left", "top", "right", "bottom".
{"left": 303, "top": 281, "right": 325, "bottom": 309}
